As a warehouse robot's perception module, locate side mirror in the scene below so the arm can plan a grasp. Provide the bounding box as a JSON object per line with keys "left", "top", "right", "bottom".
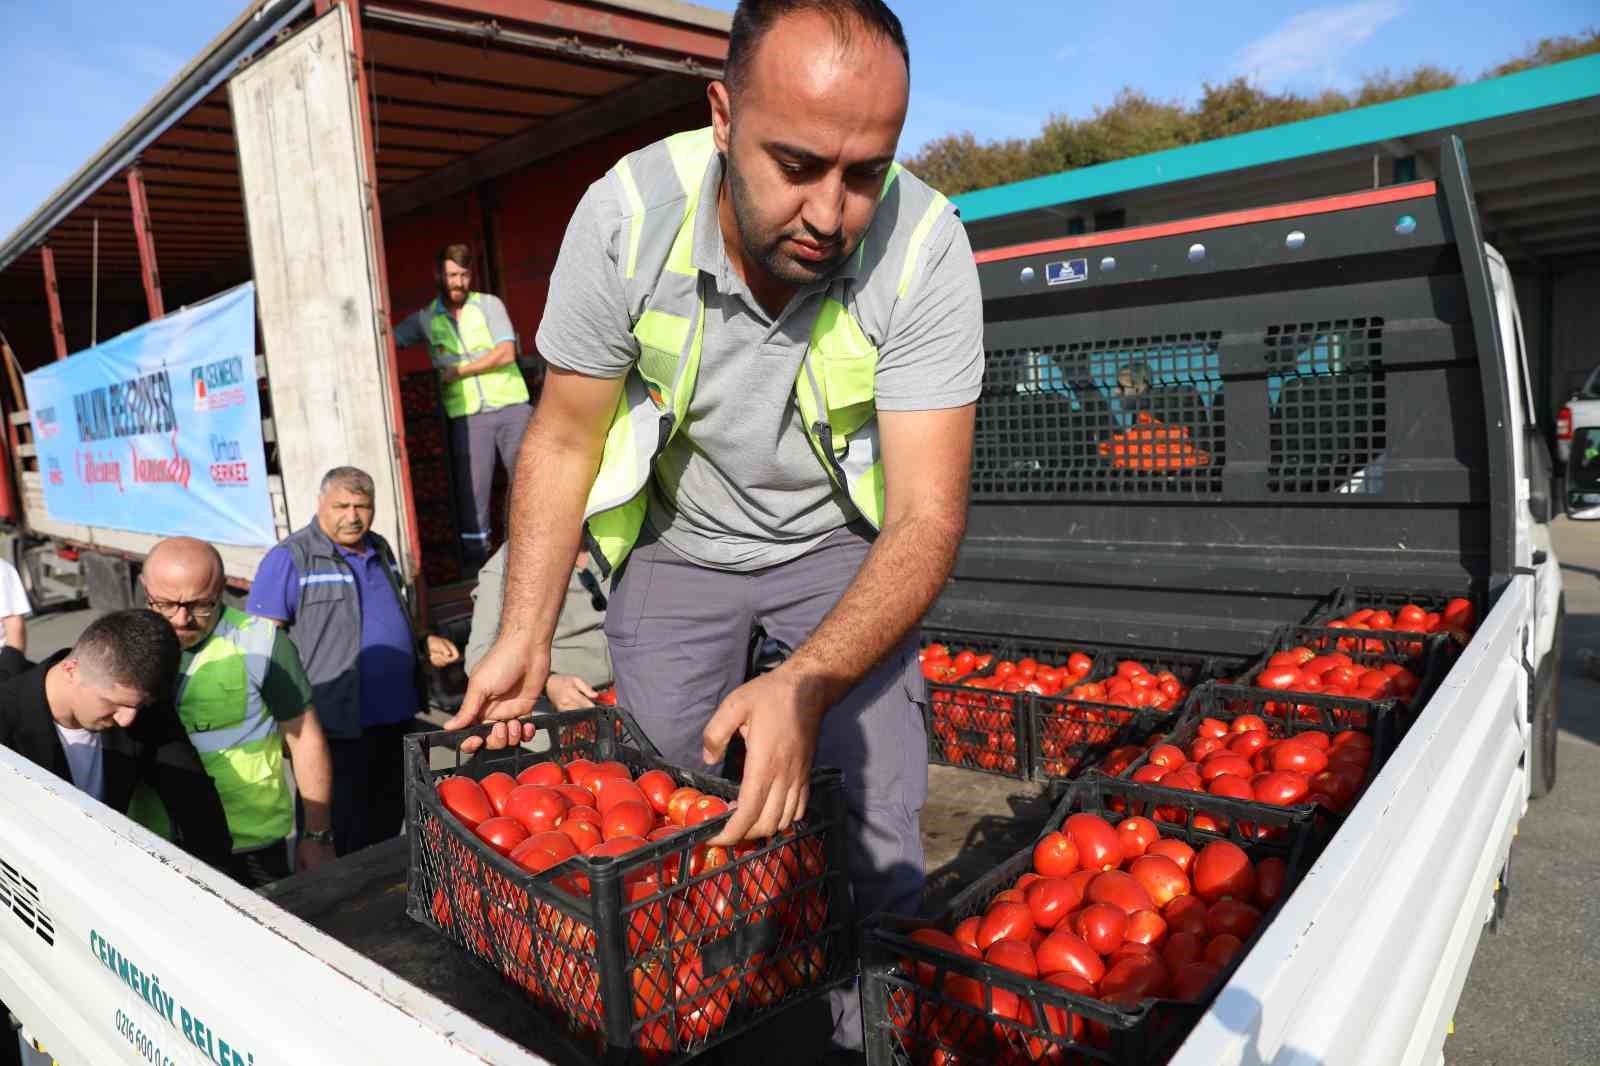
{"left": 1566, "top": 428, "right": 1600, "bottom": 519}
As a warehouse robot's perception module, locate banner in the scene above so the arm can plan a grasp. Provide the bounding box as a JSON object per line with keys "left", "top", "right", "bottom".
{"left": 24, "top": 283, "right": 276, "bottom": 547}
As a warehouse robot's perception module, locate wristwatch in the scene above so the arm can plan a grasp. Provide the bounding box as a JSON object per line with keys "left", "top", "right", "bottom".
{"left": 302, "top": 829, "right": 335, "bottom": 845}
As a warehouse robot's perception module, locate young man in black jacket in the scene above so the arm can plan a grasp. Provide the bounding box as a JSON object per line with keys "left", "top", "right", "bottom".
{"left": 0, "top": 608, "right": 232, "bottom": 866}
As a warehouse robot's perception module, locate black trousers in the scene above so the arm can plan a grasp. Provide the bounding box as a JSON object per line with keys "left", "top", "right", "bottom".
{"left": 328, "top": 721, "right": 411, "bottom": 857}
{"left": 223, "top": 841, "right": 293, "bottom": 889}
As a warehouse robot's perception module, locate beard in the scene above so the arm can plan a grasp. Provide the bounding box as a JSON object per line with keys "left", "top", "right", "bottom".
{"left": 725, "top": 152, "right": 845, "bottom": 286}
{"left": 441, "top": 283, "right": 469, "bottom": 308}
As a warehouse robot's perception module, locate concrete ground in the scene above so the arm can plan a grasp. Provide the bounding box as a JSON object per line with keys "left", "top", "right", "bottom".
{"left": 22, "top": 519, "right": 1600, "bottom": 1062}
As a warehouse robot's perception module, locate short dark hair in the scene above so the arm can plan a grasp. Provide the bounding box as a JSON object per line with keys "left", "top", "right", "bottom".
{"left": 73, "top": 609, "right": 181, "bottom": 701}
{"left": 725, "top": 0, "right": 909, "bottom": 97}
{"left": 436, "top": 243, "right": 473, "bottom": 273}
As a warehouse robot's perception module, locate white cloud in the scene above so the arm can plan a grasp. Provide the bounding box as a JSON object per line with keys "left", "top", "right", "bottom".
{"left": 1055, "top": 44, "right": 1081, "bottom": 61}
{"left": 1231, "top": 0, "right": 1404, "bottom": 90}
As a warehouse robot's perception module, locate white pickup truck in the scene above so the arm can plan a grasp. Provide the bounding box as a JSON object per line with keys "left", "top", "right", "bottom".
{"left": 0, "top": 18, "right": 1565, "bottom": 1065}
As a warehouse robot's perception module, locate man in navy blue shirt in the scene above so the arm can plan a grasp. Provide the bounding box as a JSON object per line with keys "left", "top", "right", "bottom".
{"left": 247, "top": 467, "right": 459, "bottom": 854}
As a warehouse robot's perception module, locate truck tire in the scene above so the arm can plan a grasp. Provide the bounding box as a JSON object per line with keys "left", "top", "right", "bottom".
{"left": 1529, "top": 600, "right": 1563, "bottom": 800}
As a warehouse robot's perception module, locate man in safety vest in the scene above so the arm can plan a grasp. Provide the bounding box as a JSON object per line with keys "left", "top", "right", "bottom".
{"left": 134, "top": 537, "right": 337, "bottom": 888}
{"left": 394, "top": 243, "right": 531, "bottom": 570}
{"left": 451, "top": 0, "right": 982, "bottom": 1047}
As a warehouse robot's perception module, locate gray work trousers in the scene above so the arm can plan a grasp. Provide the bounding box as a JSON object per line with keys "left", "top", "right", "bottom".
{"left": 449, "top": 402, "right": 532, "bottom": 565}
{"left": 605, "top": 528, "right": 929, "bottom": 1051}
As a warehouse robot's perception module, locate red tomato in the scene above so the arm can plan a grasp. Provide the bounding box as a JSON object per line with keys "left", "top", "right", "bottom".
{"left": 437, "top": 776, "right": 495, "bottom": 828}
{"left": 1228, "top": 731, "right": 1270, "bottom": 758}
{"left": 666, "top": 787, "right": 702, "bottom": 827}
{"left": 1124, "top": 909, "right": 1168, "bottom": 947}
{"left": 1032, "top": 831, "right": 1081, "bottom": 878}
{"left": 1171, "top": 961, "right": 1221, "bottom": 1000}
{"left": 1188, "top": 735, "right": 1226, "bottom": 762}
{"left": 1162, "top": 931, "right": 1204, "bottom": 970}
{"left": 1146, "top": 838, "right": 1195, "bottom": 873}
{"left": 634, "top": 770, "right": 678, "bottom": 815}
{"left": 479, "top": 772, "right": 518, "bottom": 816}
{"left": 516, "top": 761, "right": 566, "bottom": 788}
{"left": 1015, "top": 872, "right": 1041, "bottom": 893}
{"left": 1100, "top": 955, "right": 1168, "bottom": 1007}
{"left": 1024, "top": 877, "right": 1078, "bottom": 931}
{"left": 1068, "top": 652, "right": 1094, "bottom": 676}
{"left": 1086, "top": 870, "right": 1156, "bottom": 915}
{"left": 1253, "top": 771, "right": 1311, "bottom": 807}
{"left": 985, "top": 939, "right": 1039, "bottom": 979}
{"left": 603, "top": 800, "right": 656, "bottom": 841}
{"left": 674, "top": 955, "right": 735, "bottom": 1043}
{"left": 1443, "top": 597, "right": 1476, "bottom": 632}
{"left": 1072, "top": 903, "right": 1126, "bottom": 955}
{"left": 1163, "top": 894, "right": 1209, "bottom": 937}
{"left": 1128, "top": 855, "right": 1190, "bottom": 908}
{"left": 1148, "top": 744, "right": 1186, "bottom": 770}
{"left": 1231, "top": 715, "right": 1268, "bottom": 733}
{"left": 1192, "top": 841, "right": 1257, "bottom": 903}
{"left": 503, "top": 785, "right": 569, "bottom": 835}
{"left": 952, "top": 916, "right": 984, "bottom": 959}
{"left": 557, "top": 818, "right": 604, "bottom": 851}
{"left": 1208, "top": 774, "right": 1256, "bottom": 803}
{"left": 1064, "top": 813, "right": 1124, "bottom": 872}
{"left": 1197, "top": 718, "right": 1230, "bottom": 740}
{"left": 1203, "top": 933, "right": 1244, "bottom": 967}
{"left": 509, "top": 830, "right": 577, "bottom": 874}
{"left": 1256, "top": 667, "right": 1302, "bottom": 691}
{"left": 903, "top": 928, "right": 960, "bottom": 987}
{"left": 1254, "top": 857, "right": 1288, "bottom": 909}
{"left": 1116, "top": 817, "right": 1160, "bottom": 859}
{"left": 1131, "top": 765, "right": 1170, "bottom": 786}
{"left": 976, "top": 901, "right": 1034, "bottom": 949}
{"left": 685, "top": 795, "right": 730, "bottom": 827}
{"left": 552, "top": 783, "right": 596, "bottom": 810}
{"left": 473, "top": 815, "right": 529, "bottom": 856}
{"left": 1206, "top": 897, "right": 1262, "bottom": 939}
{"left": 1270, "top": 741, "right": 1328, "bottom": 774}
{"left": 593, "top": 777, "right": 650, "bottom": 816}
{"left": 1034, "top": 930, "right": 1105, "bottom": 986}
{"left": 1200, "top": 753, "right": 1254, "bottom": 781}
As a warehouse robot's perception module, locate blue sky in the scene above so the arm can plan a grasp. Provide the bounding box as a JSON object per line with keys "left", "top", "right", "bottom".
{"left": 0, "top": 0, "right": 1593, "bottom": 240}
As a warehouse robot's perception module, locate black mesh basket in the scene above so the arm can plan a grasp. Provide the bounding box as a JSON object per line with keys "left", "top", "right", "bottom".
{"left": 405, "top": 707, "right": 854, "bottom": 1064}
{"left": 1317, "top": 585, "right": 1482, "bottom": 647}
{"left": 1242, "top": 622, "right": 1451, "bottom": 718}
{"left": 1027, "top": 646, "right": 1250, "bottom": 782}
{"left": 862, "top": 773, "right": 1317, "bottom": 1066}
{"left": 1117, "top": 683, "right": 1400, "bottom": 840}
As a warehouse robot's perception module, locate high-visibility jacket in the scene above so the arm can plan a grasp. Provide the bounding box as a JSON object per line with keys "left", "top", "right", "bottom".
{"left": 129, "top": 607, "right": 293, "bottom": 852}
{"left": 425, "top": 292, "right": 530, "bottom": 418}
{"left": 583, "top": 127, "right": 952, "bottom": 574}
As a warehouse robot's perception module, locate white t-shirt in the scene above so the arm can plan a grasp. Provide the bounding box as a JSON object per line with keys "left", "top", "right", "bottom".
{"left": 53, "top": 724, "right": 106, "bottom": 802}
{"left": 0, "top": 560, "right": 28, "bottom": 619}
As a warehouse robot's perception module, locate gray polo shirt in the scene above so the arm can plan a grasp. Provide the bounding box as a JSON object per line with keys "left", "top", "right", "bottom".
{"left": 536, "top": 151, "right": 984, "bottom": 572}
{"left": 393, "top": 293, "right": 517, "bottom": 362}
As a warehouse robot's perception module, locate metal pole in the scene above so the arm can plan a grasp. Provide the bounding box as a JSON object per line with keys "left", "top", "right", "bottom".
{"left": 127, "top": 165, "right": 164, "bottom": 320}
{"left": 91, "top": 217, "right": 99, "bottom": 346}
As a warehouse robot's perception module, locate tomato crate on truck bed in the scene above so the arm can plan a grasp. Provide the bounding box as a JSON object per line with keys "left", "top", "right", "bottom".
{"left": 404, "top": 707, "right": 855, "bottom": 1065}
{"left": 861, "top": 772, "right": 1318, "bottom": 1066}
{"left": 1241, "top": 622, "right": 1452, "bottom": 727}
{"left": 1117, "top": 682, "right": 1402, "bottom": 844}
{"left": 1317, "top": 584, "right": 1483, "bottom": 646}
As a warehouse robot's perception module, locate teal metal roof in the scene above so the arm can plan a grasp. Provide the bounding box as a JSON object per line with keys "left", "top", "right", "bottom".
{"left": 951, "top": 53, "right": 1600, "bottom": 223}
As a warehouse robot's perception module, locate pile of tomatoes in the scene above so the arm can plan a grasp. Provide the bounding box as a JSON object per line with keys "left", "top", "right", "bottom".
{"left": 1328, "top": 597, "right": 1476, "bottom": 644}
{"left": 1126, "top": 715, "right": 1375, "bottom": 816}
{"left": 923, "top": 644, "right": 1096, "bottom": 775}
{"left": 889, "top": 808, "right": 1288, "bottom": 1061}
{"left": 1035, "top": 662, "right": 1191, "bottom": 779}
{"left": 428, "top": 758, "right": 830, "bottom": 1057}
{"left": 1253, "top": 645, "right": 1421, "bottom": 709}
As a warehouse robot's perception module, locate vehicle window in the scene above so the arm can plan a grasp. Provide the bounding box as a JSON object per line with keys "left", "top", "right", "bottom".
{"left": 1582, "top": 366, "right": 1600, "bottom": 399}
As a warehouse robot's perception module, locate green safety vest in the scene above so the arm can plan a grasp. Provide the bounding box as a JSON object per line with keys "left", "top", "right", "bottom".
{"left": 583, "top": 127, "right": 952, "bottom": 574}
{"left": 128, "top": 607, "right": 293, "bottom": 853}
{"left": 425, "top": 292, "right": 531, "bottom": 418}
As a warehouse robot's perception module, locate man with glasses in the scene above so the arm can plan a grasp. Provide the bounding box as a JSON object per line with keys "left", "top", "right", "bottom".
{"left": 132, "top": 537, "right": 336, "bottom": 888}
{"left": 248, "top": 467, "right": 459, "bottom": 855}
{"left": 464, "top": 540, "right": 610, "bottom": 709}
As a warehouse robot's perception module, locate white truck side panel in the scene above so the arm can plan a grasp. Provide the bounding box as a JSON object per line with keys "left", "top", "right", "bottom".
{"left": 1171, "top": 578, "right": 1530, "bottom": 1065}
{"left": 0, "top": 749, "right": 548, "bottom": 1066}
{"left": 231, "top": 7, "right": 412, "bottom": 568}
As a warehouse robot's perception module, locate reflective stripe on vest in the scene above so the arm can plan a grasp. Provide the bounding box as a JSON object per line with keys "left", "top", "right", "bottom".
{"left": 582, "top": 128, "right": 950, "bottom": 574}
{"left": 164, "top": 608, "right": 293, "bottom": 852}
{"left": 425, "top": 292, "right": 530, "bottom": 418}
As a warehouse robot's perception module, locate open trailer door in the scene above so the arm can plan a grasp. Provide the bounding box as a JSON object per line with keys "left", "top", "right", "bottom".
{"left": 229, "top": 5, "right": 417, "bottom": 576}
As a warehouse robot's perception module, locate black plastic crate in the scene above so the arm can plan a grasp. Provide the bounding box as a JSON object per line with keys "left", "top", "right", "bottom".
{"left": 1117, "top": 683, "right": 1400, "bottom": 833}
{"left": 405, "top": 708, "right": 855, "bottom": 1064}
{"left": 1027, "top": 647, "right": 1251, "bottom": 782}
{"left": 1242, "top": 622, "right": 1450, "bottom": 714}
{"left": 1321, "top": 585, "right": 1482, "bottom": 645}
{"left": 862, "top": 773, "right": 1317, "bottom": 1066}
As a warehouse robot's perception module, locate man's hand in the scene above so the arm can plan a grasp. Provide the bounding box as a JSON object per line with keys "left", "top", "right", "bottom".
{"left": 439, "top": 365, "right": 461, "bottom": 385}
{"left": 426, "top": 634, "right": 461, "bottom": 668}
{"left": 446, "top": 637, "right": 549, "bottom": 751}
{"left": 702, "top": 667, "right": 828, "bottom": 847}
{"left": 545, "top": 674, "right": 599, "bottom": 711}
{"left": 296, "top": 837, "right": 337, "bottom": 873}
